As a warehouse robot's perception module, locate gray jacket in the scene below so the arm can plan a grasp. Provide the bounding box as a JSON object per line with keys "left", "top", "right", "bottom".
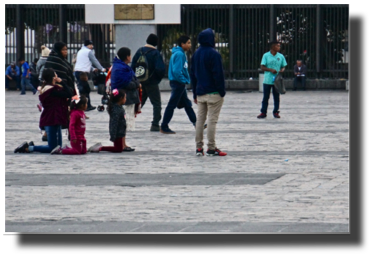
{"left": 36, "top": 56, "right": 48, "bottom": 80}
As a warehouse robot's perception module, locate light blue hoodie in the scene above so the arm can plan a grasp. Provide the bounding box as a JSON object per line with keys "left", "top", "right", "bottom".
{"left": 168, "top": 46, "right": 190, "bottom": 84}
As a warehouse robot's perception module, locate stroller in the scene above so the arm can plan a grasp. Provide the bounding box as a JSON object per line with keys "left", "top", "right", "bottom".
{"left": 93, "top": 68, "right": 110, "bottom": 112}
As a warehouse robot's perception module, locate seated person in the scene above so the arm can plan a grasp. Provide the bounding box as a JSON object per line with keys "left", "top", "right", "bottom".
{"left": 293, "top": 60, "right": 307, "bottom": 91}
{"left": 5, "top": 62, "right": 21, "bottom": 90}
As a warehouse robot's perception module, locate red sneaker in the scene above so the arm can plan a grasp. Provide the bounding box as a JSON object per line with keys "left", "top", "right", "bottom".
{"left": 257, "top": 113, "right": 267, "bottom": 119}
{"left": 273, "top": 111, "right": 281, "bottom": 118}
{"left": 206, "top": 148, "right": 227, "bottom": 156}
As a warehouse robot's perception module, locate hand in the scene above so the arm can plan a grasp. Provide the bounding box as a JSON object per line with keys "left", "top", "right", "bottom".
{"left": 72, "top": 139, "right": 77, "bottom": 144}
{"left": 194, "top": 98, "right": 197, "bottom": 104}
{"left": 271, "top": 69, "right": 277, "bottom": 74}
{"left": 54, "top": 76, "right": 62, "bottom": 83}
{"left": 102, "top": 68, "right": 106, "bottom": 72}
{"left": 139, "top": 84, "right": 142, "bottom": 89}
{"left": 280, "top": 68, "right": 285, "bottom": 73}
{"left": 26, "top": 75, "right": 29, "bottom": 79}
{"left": 7, "top": 76, "right": 12, "bottom": 80}
{"left": 94, "top": 68, "right": 99, "bottom": 72}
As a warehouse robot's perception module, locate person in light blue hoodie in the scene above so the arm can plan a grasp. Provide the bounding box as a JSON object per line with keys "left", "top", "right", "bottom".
{"left": 160, "top": 35, "right": 197, "bottom": 134}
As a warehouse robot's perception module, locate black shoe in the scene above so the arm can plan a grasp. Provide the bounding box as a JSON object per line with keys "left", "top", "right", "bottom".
{"left": 20, "top": 93, "right": 25, "bottom": 95}
{"left": 14, "top": 142, "right": 28, "bottom": 153}
{"left": 33, "top": 89, "right": 37, "bottom": 95}
{"left": 257, "top": 113, "right": 267, "bottom": 119}
{"left": 196, "top": 148, "right": 204, "bottom": 156}
{"left": 160, "top": 127, "right": 176, "bottom": 134}
{"left": 123, "top": 146, "right": 135, "bottom": 152}
{"left": 273, "top": 111, "right": 281, "bottom": 118}
{"left": 42, "top": 135, "right": 47, "bottom": 141}
{"left": 150, "top": 124, "right": 160, "bottom": 132}
{"left": 206, "top": 148, "right": 227, "bottom": 156}
{"left": 28, "top": 141, "right": 34, "bottom": 146}
{"left": 85, "top": 106, "right": 96, "bottom": 111}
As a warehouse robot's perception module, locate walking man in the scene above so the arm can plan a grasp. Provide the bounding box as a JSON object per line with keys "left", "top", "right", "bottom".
{"left": 18, "top": 58, "right": 37, "bottom": 95}
{"left": 131, "top": 33, "right": 165, "bottom": 132}
{"left": 160, "top": 35, "right": 197, "bottom": 134}
{"left": 74, "top": 40, "right": 106, "bottom": 111}
{"left": 190, "top": 28, "right": 227, "bottom": 156}
{"left": 257, "top": 41, "right": 287, "bottom": 119}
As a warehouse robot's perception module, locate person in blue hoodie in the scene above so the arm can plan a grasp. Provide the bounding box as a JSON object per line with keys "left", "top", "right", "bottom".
{"left": 160, "top": 35, "right": 197, "bottom": 134}
{"left": 111, "top": 47, "right": 141, "bottom": 151}
{"left": 190, "top": 28, "right": 227, "bottom": 157}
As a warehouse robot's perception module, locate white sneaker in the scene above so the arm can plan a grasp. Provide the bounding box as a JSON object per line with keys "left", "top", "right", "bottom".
{"left": 50, "top": 145, "right": 62, "bottom": 154}
{"left": 88, "top": 142, "right": 102, "bottom": 153}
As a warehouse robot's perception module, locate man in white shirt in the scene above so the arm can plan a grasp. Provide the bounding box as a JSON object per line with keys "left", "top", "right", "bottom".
{"left": 293, "top": 60, "right": 307, "bottom": 91}
{"left": 74, "top": 40, "right": 106, "bottom": 110}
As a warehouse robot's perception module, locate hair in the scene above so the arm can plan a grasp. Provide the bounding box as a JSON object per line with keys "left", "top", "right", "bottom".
{"left": 117, "top": 47, "right": 131, "bottom": 62}
{"left": 177, "top": 35, "right": 190, "bottom": 48}
{"left": 107, "top": 89, "right": 126, "bottom": 115}
{"left": 146, "top": 33, "right": 158, "bottom": 46}
{"left": 70, "top": 95, "right": 88, "bottom": 110}
{"left": 53, "top": 42, "right": 67, "bottom": 57}
{"left": 270, "top": 41, "right": 280, "bottom": 49}
{"left": 41, "top": 68, "right": 56, "bottom": 89}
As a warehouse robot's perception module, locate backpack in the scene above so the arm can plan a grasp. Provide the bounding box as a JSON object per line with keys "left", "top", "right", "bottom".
{"left": 134, "top": 48, "right": 155, "bottom": 83}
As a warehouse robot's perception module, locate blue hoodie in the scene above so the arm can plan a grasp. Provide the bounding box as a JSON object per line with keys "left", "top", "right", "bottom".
{"left": 168, "top": 46, "right": 190, "bottom": 84}
{"left": 111, "top": 56, "right": 135, "bottom": 90}
{"left": 190, "top": 28, "right": 225, "bottom": 99}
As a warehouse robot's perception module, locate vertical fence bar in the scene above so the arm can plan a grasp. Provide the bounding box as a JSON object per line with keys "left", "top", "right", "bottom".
{"left": 229, "top": 4, "right": 234, "bottom": 79}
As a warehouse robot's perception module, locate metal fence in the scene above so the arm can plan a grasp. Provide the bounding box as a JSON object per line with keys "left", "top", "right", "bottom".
{"left": 157, "top": 4, "right": 349, "bottom": 79}
{"left": 5, "top": 4, "right": 348, "bottom": 79}
{"left": 5, "top": 4, "right": 115, "bottom": 68}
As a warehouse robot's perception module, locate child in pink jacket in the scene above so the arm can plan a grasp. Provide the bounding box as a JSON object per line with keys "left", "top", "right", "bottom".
{"left": 51, "top": 95, "right": 88, "bottom": 154}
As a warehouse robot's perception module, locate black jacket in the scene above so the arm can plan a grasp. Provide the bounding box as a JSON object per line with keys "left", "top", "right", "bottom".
{"left": 109, "top": 104, "right": 126, "bottom": 142}
{"left": 131, "top": 46, "right": 165, "bottom": 85}
{"left": 119, "top": 75, "right": 141, "bottom": 106}
{"left": 294, "top": 64, "right": 307, "bottom": 76}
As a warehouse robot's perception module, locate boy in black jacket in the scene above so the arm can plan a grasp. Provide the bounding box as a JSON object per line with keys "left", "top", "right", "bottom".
{"left": 131, "top": 34, "right": 165, "bottom": 132}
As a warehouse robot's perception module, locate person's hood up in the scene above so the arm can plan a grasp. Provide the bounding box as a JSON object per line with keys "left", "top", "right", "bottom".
{"left": 171, "top": 46, "right": 184, "bottom": 55}
{"left": 198, "top": 28, "right": 215, "bottom": 47}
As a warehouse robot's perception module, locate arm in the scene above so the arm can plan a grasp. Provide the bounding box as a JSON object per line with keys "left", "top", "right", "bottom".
{"left": 280, "top": 57, "right": 287, "bottom": 73}
{"left": 154, "top": 52, "right": 166, "bottom": 80}
{"left": 190, "top": 55, "right": 197, "bottom": 101}
{"left": 69, "top": 111, "right": 78, "bottom": 141}
{"left": 171, "top": 54, "right": 189, "bottom": 84}
{"left": 211, "top": 53, "right": 226, "bottom": 97}
{"left": 261, "top": 65, "right": 276, "bottom": 74}
{"left": 88, "top": 51, "right": 104, "bottom": 71}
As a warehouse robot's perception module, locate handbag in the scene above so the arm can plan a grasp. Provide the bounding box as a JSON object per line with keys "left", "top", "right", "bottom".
{"left": 274, "top": 73, "right": 286, "bottom": 94}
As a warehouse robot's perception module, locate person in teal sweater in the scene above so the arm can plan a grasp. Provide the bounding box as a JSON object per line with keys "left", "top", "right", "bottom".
{"left": 160, "top": 35, "right": 197, "bottom": 134}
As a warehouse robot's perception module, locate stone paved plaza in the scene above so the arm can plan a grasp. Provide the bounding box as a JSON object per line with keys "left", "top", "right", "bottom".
{"left": 5, "top": 89, "right": 349, "bottom": 233}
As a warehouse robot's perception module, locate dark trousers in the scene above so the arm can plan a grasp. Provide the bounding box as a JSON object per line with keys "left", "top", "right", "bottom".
{"left": 74, "top": 71, "right": 92, "bottom": 107}
{"left": 5, "top": 75, "right": 20, "bottom": 89}
{"left": 293, "top": 76, "right": 306, "bottom": 90}
{"left": 141, "top": 83, "right": 162, "bottom": 126}
{"left": 161, "top": 81, "right": 196, "bottom": 129}
{"left": 33, "top": 125, "right": 62, "bottom": 153}
{"left": 260, "top": 84, "right": 280, "bottom": 114}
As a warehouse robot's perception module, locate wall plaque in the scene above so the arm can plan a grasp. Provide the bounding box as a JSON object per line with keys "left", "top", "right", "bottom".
{"left": 114, "top": 4, "right": 154, "bottom": 20}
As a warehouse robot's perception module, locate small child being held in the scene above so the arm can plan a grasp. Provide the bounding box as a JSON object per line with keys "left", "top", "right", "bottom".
{"left": 88, "top": 89, "right": 126, "bottom": 153}
{"left": 51, "top": 95, "right": 88, "bottom": 155}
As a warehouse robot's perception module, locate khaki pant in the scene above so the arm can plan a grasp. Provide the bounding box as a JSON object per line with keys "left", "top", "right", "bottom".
{"left": 195, "top": 93, "right": 224, "bottom": 150}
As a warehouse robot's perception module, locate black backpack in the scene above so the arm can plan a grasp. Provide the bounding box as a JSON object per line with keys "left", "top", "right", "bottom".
{"left": 134, "top": 48, "right": 154, "bottom": 83}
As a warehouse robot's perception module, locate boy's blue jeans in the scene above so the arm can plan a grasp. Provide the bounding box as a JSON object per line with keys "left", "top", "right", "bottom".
{"left": 260, "top": 84, "right": 280, "bottom": 114}
{"left": 161, "top": 81, "right": 196, "bottom": 129}
{"left": 21, "top": 77, "right": 37, "bottom": 94}
{"left": 31, "top": 125, "right": 62, "bottom": 153}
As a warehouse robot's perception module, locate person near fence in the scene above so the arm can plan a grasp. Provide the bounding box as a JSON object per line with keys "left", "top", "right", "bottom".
{"left": 36, "top": 45, "right": 51, "bottom": 84}
{"left": 74, "top": 40, "right": 106, "bottom": 111}
{"left": 257, "top": 41, "right": 287, "bottom": 119}
{"left": 160, "top": 35, "right": 197, "bottom": 134}
{"left": 111, "top": 47, "right": 140, "bottom": 151}
{"left": 5, "top": 62, "right": 21, "bottom": 91}
{"left": 190, "top": 28, "right": 227, "bottom": 157}
{"left": 131, "top": 33, "right": 166, "bottom": 132}
{"left": 293, "top": 60, "right": 307, "bottom": 91}
{"left": 51, "top": 95, "right": 88, "bottom": 155}
{"left": 30, "top": 58, "right": 40, "bottom": 89}
{"left": 88, "top": 89, "right": 127, "bottom": 153}
{"left": 18, "top": 58, "right": 37, "bottom": 95}
{"left": 14, "top": 68, "right": 74, "bottom": 154}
